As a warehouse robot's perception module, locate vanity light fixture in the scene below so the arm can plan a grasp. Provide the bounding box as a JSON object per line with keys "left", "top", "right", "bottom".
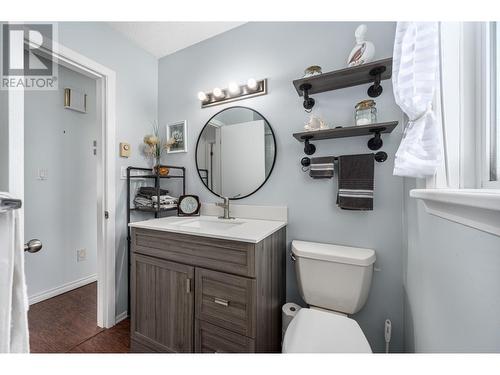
{"left": 212, "top": 87, "right": 225, "bottom": 99}
{"left": 228, "top": 81, "right": 240, "bottom": 95}
{"left": 197, "top": 91, "right": 208, "bottom": 102}
{"left": 247, "top": 78, "right": 258, "bottom": 90}
{"left": 197, "top": 78, "right": 268, "bottom": 108}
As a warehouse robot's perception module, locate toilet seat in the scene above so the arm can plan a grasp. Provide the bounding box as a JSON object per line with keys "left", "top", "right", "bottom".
{"left": 282, "top": 308, "right": 372, "bottom": 353}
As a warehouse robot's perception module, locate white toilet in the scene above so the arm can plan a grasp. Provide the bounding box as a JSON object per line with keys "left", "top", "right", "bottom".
{"left": 282, "top": 240, "right": 376, "bottom": 353}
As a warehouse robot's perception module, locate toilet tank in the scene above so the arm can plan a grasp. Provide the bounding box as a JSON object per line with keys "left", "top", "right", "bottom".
{"left": 291, "top": 240, "right": 376, "bottom": 314}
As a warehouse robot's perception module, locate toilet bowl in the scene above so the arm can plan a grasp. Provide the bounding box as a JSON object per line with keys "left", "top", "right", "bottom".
{"left": 282, "top": 240, "right": 376, "bottom": 353}
{"left": 282, "top": 308, "right": 371, "bottom": 353}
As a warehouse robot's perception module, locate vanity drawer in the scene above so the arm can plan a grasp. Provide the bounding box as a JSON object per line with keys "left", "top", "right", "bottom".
{"left": 195, "top": 268, "right": 256, "bottom": 337}
{"left": 195, "top": 320, "right": 255, "bottom": 353}
{"left": 131, "top": 228, "right": 256, "bottom": 277}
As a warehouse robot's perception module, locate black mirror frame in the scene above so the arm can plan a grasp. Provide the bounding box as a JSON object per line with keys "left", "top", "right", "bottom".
{"left": 195, "top": 106, "right": 277, "bottom": 200}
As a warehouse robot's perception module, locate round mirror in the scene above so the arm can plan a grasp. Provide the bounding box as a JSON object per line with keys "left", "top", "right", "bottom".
{"left": 195, "top": 106, "right": 276, "bottom": 199}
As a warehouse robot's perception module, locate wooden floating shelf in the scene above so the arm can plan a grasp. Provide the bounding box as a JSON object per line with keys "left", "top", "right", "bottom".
{"left": 293, "top": 58, "right": 393, "bottom": 96}
{"left": 293, "top": 121, "right": 398, "bottom": 142}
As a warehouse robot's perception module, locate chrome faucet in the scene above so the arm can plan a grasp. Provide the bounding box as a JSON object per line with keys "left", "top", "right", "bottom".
{"left": 216, "top": 197, "right": 234, "bottom": 220}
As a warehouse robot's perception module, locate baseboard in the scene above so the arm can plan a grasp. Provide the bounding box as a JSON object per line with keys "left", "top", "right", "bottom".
{"left": 29, "top": 274, "right": 97, "bottom": 305}
{"left": 115, "top": 310, "right": 129, "bottom": 324}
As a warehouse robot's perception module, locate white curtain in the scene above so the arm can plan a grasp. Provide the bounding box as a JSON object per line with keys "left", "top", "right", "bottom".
{"left": 0, "top": 193, "right": 30, "bottom": 353}
{"left": 392, "top": 22, "right": 443, "bottom": 178}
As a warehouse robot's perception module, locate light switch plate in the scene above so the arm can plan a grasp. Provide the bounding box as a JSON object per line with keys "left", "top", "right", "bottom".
{"left": 37, "top": 168, "right": 48, "bottom": 180}
{"left": 120, "top": 142, "right": 131, "bottom": 157}
{"left": 77, "top": 249, "right": 87, "bottom": 262}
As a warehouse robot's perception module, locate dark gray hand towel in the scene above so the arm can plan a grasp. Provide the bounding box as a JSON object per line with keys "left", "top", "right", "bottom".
{"left": 137, "top": 186, "right": 169, "bottom": 199}
{"left": 336, "top": 154, "right": 374, "bottom": 210}
{"left": 309, "top": 156, "right": 335, "bottom": 179}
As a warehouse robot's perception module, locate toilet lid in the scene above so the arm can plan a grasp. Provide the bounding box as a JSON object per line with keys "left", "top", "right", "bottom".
{"left": 282, "top": 309, "right": 372, "bottom": 353}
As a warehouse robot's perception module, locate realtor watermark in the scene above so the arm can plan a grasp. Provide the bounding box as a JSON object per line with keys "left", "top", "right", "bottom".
{"left": 1, "top": 23, "right": 58, "bottom": 90}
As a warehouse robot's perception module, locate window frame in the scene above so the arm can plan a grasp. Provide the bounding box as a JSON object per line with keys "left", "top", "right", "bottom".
{"left": 479, "top": 22, "right": 500, "bottom": 189}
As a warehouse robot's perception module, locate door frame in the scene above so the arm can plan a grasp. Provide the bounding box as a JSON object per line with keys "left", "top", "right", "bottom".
{"left": 8, "top": 38, "right": 117, "bottom": 328}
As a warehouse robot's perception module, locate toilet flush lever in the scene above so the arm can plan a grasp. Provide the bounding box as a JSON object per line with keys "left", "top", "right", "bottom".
{"left": 290, "top": 252, "right": 296, "bottom": 261}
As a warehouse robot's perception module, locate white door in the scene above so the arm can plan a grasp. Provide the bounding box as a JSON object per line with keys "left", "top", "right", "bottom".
{"left": 4, "top": 40, "right": 117, "bottom": 328}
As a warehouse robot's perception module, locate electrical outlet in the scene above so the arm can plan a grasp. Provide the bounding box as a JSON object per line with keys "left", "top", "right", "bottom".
{"left": 122, "top": 166, "right": 147, "bottom": 180}
{"left": 77, "top": 249, "right": 87, "bottom": 262}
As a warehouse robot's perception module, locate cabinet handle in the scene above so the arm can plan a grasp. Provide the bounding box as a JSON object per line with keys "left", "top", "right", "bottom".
{"left": 214, "top": 297, "right": 229, "bottom": 307}
{"left": 186, "top": 278, "right": 191, "bottom": 293}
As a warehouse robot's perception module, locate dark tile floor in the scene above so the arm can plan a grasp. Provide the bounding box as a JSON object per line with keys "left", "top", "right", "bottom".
{"left": 28, "top": 282, "right": 130, "bottom": 353}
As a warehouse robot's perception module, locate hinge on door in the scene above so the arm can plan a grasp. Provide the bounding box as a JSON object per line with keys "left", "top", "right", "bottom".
{"left": 186, "top": 278, "right": 191, "bottom": 293}
{"left": 104, "top": 210, "right": 109, "bottom": 219}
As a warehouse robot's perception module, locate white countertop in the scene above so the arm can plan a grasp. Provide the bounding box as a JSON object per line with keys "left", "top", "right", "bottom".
{"left": 128, "top": 215, "right": 287, "bottom": 243}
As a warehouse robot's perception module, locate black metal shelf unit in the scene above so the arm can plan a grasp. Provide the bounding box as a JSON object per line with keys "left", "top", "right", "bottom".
{"left": 126, "top": 165, "right": 186, "bottom": 313}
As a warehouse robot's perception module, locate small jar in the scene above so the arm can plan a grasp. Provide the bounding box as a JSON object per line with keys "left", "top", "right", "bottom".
{"left": 355, "top": 99, "right": 377, "bottom": 126}
{"left": 303, "top": 65, "right": 322, "bottom": 78}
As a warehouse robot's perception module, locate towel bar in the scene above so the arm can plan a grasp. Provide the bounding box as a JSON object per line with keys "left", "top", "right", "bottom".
{"left": 0, "top": 198, "right": 22, "bottom": 211}
{"left": 301, "top": 151, "right": 387, "bottom": 168}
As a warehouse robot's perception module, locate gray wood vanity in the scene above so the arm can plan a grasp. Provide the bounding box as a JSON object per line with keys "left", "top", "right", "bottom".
{"left": 128, "top": 217, "right": 286, "bottom": 353}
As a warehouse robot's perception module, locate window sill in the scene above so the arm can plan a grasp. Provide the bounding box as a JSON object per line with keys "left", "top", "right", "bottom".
{"left": 410, "top": 189, "right": 500, "bottom": 236}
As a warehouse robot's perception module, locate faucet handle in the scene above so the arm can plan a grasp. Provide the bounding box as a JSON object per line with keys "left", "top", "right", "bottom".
{"left": 216, "top": 197, "right": 228, "bottom": 207}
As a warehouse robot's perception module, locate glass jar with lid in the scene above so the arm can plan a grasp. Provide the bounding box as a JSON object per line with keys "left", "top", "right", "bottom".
{"left": 355, "top": 99, "right": 377, "bottom": 126}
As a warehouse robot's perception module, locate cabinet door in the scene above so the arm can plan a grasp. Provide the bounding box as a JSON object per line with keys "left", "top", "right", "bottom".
{"left": 131, "top": 254, "right": 194, "bottom": 352}
{"left": 195, "top": 320, "right": 255, "bottom": 353}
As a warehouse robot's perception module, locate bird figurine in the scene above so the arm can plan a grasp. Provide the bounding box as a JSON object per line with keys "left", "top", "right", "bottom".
{"left": 347, "top": 24, "right": 375, "bottom": 67}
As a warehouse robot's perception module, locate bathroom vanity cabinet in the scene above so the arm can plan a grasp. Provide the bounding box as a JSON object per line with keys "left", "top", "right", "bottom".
{"left": 129, "top": 226, "right": 286, "bottom": 353}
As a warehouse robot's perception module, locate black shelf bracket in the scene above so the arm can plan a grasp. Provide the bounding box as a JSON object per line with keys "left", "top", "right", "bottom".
{"left": 367, "top": 127, "right": 385, "bottom": 150}
{"left": 302, "top": 136, "right": 316, "bottom": 155}
{"left": 299, "top": 83, "right": 315, "bottom": 111}
{"left": 367, "top": 66, "right": 386, "bottom": 98}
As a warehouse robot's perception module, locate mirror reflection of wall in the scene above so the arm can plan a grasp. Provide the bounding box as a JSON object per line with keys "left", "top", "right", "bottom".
{"left": 196, "top": 107, "right": 276, "bottom": 199}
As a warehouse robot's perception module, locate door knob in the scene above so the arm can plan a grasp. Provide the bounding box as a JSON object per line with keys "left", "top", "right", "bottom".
{"left": 24, "top": 239, "right": 42, "bottom": 253}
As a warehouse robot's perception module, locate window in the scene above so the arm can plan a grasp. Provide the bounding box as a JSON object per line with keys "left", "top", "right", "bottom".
{"left": 410, "top": 22, "right": 500, "bottom": 236}
{"left": 488, "top": 22, "right": 499, "bottom": 183}
{"left": 419, "top": 22, "right": 500, "bottom": 190}
{"left": 481, "top": 22, "right": 500, "bottom": 188}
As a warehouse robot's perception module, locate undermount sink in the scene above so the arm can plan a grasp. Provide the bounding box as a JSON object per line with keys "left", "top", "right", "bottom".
{"left": 178, "top": 217, "right": 245, "bottom": 231}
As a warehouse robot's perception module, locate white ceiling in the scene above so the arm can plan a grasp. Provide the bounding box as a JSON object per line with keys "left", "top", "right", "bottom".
{"left": 108, "top": 22, "right": 246, "bottom": 59}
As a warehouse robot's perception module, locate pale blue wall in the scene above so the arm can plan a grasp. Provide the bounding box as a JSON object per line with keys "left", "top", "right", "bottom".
{"left": 404, "top": 179, "right": 500, "bottom": 352}
{"left": 57, "top": 22, "right": 158, "bottom": 317}
{"left": 157, "top": 22, "right": 405, "bottom": 352}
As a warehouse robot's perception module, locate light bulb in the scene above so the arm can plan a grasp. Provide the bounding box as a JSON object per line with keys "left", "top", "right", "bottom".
{"left": 197, "top": 91, "right": 207, "bottom": 101}
{"left": 228, "top": 81, "right": 240, "bottom": 95}
{"left": 213, "top": 87, "right": 224, "bottom": 98}
{"left": 247, "top": 78, "right": 258, "bottom": 90}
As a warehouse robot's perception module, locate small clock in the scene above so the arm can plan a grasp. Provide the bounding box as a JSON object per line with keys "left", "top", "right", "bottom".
{"left": 177, "top": 195, "right": 201, "bottom": 216}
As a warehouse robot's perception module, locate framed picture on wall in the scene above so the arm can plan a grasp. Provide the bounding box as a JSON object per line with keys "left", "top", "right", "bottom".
{"left": 166, "top": 120, "right": 188, "bottom": 153}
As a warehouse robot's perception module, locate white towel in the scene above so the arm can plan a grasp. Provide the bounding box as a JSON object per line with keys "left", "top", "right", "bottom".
{"left": 0, "top": 192, "right": 30, "bottom": 353}
{"left": 150, "top": 195, "right": 178, "bottom": 204}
